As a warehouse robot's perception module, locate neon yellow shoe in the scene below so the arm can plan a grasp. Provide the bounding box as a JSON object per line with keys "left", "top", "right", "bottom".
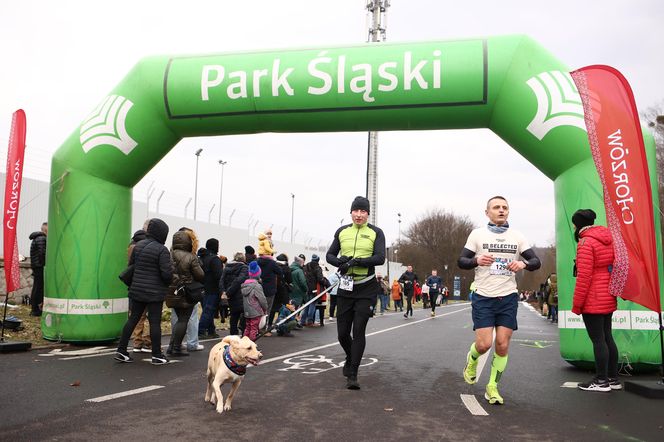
{"left": 485, "top": 384, "right": 504, "bottom": 405}
{"left": 463, "top": 350, "right": 477, "bottom": 384}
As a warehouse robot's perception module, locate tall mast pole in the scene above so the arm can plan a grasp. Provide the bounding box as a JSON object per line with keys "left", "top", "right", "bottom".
{"left": 365, "top": 1, "right": 389, "bottom": 225}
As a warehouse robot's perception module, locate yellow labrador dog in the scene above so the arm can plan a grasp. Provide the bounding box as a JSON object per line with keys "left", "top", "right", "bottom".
{"left": 205, "top": 335, "right": 262, "bottom": 413}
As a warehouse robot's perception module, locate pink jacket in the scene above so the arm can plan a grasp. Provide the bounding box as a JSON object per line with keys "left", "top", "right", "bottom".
{"left": 572, "top": 225, "right": 616, "bottom": 315}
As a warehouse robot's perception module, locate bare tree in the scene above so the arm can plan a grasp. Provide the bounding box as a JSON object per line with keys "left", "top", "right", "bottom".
{"left": 395, "top": 209, "right": 475, "bottom": 295}
{"left": 516, "top": 245, "right": 557, "bottom": 291}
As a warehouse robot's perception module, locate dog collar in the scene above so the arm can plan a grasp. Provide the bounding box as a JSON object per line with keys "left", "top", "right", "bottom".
{"left": 223, "top": 345, "right": 247, "bottom": 376}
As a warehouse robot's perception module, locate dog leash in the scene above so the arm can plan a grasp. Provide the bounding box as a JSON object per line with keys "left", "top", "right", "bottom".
{"left": 255, "top": 280, "right": 340, "bottom": 341}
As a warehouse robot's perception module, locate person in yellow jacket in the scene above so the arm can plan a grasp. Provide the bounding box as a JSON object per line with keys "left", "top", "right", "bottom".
{"left": 257, "top": 229, "right": 274, "bottom": 257}
{"left": 326, "top": 196, "right": 385, "bottom": 390}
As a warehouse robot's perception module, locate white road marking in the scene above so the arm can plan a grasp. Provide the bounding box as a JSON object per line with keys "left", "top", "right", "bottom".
{"left": 460, "top": 394, "right": 489, "bottom": 416}
{"left": 86, "top": 385, "right": 164, "bottom": 403}
{"left": 260, "top": 306, "right": 471, "bottom": 365}
{"left": 39, "top": 347, "right": 114, "bottom": 358}
{"left": 562, "top": 382, "right": 579, "bottom": 388}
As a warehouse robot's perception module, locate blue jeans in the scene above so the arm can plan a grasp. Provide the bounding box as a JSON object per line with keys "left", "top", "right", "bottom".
{"left": 198, "top": 293, "right": 219, "bottom": 336}
{"left": 379, "top": 294, "right": 389, "bottom": 312}
{"left": 171, "top": 303, "right": 200, "bottom": 349}
{"left": 299, "top": 301, "right": 317, "bottom": 325}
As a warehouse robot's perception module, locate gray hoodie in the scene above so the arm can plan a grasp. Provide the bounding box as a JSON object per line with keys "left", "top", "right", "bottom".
{"left": 241, "top": 279, "right": 268, "bottom": 319}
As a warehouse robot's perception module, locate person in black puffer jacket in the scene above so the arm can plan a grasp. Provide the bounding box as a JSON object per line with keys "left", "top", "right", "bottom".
{"left": 128, "top": 227, "right": 152, "bottom": 353}
{"left": 197, "top": 238, "right": 223, "bottom": 338}
{"left": 257, "top": 254, "right": 283, "bottom": 335}
{"left": 272, "top": 253, "right": 292, "bottom": 326}
{"left": 29, "top": 222, "right": 48, "bottom": 316}
{"left": 220, "top": 252, "right": 248, "bottom": 335}
{"left": 115, "top": 218, "right": 173, "bottom": 365}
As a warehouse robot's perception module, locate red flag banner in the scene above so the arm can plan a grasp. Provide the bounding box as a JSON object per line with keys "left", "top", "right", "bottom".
{"left": 571, "top": 66, "right": 661, "bottom": 313}
{"left": 3, "top": 109, "right": 27, "bottom": 294}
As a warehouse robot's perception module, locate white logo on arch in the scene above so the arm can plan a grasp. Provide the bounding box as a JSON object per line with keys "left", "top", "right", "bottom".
{"left": 526, "top": 71, "right": 587, "bottom": 140}
{"left": 79, "top": 95, "right": 138, "bottom": 155}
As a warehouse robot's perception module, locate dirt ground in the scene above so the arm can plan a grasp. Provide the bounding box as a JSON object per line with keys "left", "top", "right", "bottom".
{"left": 0, "top": 303, "right": 181, "bottom": 349}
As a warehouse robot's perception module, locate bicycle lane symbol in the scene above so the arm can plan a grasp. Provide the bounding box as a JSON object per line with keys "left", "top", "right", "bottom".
{"left": 278, "top": 355, "right": 378, "bottom": 375}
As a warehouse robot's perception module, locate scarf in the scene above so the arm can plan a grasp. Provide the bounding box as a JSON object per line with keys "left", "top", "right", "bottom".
{"left": 223, "top": 345, "right": 247, "bottom": 376}
{"left": 487, "top": 222, "right": 509, "bottom": 234}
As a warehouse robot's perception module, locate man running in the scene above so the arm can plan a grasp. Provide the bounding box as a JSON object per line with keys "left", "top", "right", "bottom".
{"left": 326, "top": 196, "right": 385, "bottom": 390}
{"left": 398, "top": 266, "right": 418, "bottom": 318}
{"left": 457, "top": 196, "right": 540, "bottom": 405}
{"left": 426, "top": 269, "right": 443, "bottom": 317}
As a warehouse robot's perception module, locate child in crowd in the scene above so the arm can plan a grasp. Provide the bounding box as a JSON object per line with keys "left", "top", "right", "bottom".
{"left": 241, "top": 261, "right": 268, "bottom": 341}
{"left": 258, "top": 229, "right": 275, "bottom": 258}
{"left": 391, "top": 279, "right": 403, "bottom": 312}
{"left": 276, "top": 302, "right": 298, "bottom": 337}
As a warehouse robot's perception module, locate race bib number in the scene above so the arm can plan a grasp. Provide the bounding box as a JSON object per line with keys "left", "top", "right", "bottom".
{"left": 340, "top": 275, "right": 354, "bottom": 291}
{"left": 489, "top": 257, "right": 513, "bottom": 276}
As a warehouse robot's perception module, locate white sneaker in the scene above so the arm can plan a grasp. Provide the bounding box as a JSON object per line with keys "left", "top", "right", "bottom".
{"left": 188, "top": 344, "right": 204, "bottom": 351}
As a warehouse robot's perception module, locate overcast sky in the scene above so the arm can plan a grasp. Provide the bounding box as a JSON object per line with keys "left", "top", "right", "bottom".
{"left": 1, "top": 0, "right": 662, "bottom": 249}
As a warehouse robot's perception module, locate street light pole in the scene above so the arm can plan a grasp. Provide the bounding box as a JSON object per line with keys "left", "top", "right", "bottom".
{"left": 218, "top": 160, "right": 227, "bottom": 225}
{"left": 290, "top": 193, "right": 295, "bottom": 243}
{"left": 397, "top": 212, "right": 402, "bottom": 245}
{"left": 193, "top": 148, "right": 203, "bottom": 221}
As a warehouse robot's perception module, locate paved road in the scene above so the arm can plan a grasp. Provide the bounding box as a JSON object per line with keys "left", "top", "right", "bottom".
{"left": 1, "top": 302, "right": 662, "bottom": 441}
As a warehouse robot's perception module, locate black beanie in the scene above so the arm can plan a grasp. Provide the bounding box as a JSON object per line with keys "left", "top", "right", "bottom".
{"left": 206, "top": 238, "right": 219, "bottom": 254}
{"left": 572, "top": 209, "right": 596, "bottom": 229}
{"left": 350, "top": 196, "right": 370, "bottom": 214}
{"left": 245, "top": 245, "right": 255, "bottom": 255}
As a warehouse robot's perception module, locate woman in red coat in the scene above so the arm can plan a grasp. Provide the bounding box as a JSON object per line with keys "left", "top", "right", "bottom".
{"left": 571, "top": 209, "right": 620, "bottom": 392}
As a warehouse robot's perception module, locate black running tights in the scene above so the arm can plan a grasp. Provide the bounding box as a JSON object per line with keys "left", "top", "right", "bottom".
{"left": 336, "top": 297, "right": 373, "bottom": 374}
{"left": 582, "top": 313, "right": 618, "bottom": 379}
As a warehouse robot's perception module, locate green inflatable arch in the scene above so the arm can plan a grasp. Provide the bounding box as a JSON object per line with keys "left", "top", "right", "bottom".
{"left": 44, "top": 35, "right": 663, "bottom": 369}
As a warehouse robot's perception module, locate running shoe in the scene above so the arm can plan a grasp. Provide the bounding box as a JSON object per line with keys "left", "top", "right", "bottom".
{"left": 114, "top": 351, "right": 134, "bottom": 363}
{"left": 484, "top": 384, "right": 504, "bottom": 405}
{"left": 346, "top": 375, "right": 360, "bottom": 390}
{"left": 140, "top": 347, "right": 152, "bottom": 353}
{"left": 608, "top": 378, "right": 623, "bottom": 390}
{"left": 430, "top": 311, "right": 436, "bottom": 317}
{"left": 151, "top": 354, "right": 170, "bottom": 365}
{"left": 577, "top": 378, "right": 611, "bottom": 392}
{"left": 463, "top": 350, "right": 478, "bottom": 384}
{"left": 342, "top": 358, "right": 352, "bottom": 378}
{"left": 132, "top": 347, "right": 143, "bottom": 353}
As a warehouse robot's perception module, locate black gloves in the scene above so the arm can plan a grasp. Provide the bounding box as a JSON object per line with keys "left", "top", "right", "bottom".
{"left": 338, "top": 260, "right": 353, "bottom": 275}
{"left": 338, "top": 258, "right": 368, "bottom": 274}
{"left": 338, "top": 255, "right": 353, "bottom": 264}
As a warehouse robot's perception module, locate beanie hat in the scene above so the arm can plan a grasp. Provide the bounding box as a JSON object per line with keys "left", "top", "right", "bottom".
{"left": 572, "top": 209, "right": 596, "bottom": 229}
{"left": 245, "top": 245, "right": 255, "bottom": 255}
{"left": 206, "top": 238, "right": 219, "bottom": 254}
{"left": 350, "top": 196, "right": 370, "bottom": 214}
{"left": 248, "top": 261, "right": 262, "bottom": 278}
{"left": 311, "top": 254, "right": 320, "bottom": 262}
{"left": 298, "top": 253, "right": 306, "bottom": 261}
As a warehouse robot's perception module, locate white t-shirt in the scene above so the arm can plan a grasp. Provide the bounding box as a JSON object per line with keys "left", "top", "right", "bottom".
{"left": 463, "top": 226, "right": 531, "bottom": 298}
